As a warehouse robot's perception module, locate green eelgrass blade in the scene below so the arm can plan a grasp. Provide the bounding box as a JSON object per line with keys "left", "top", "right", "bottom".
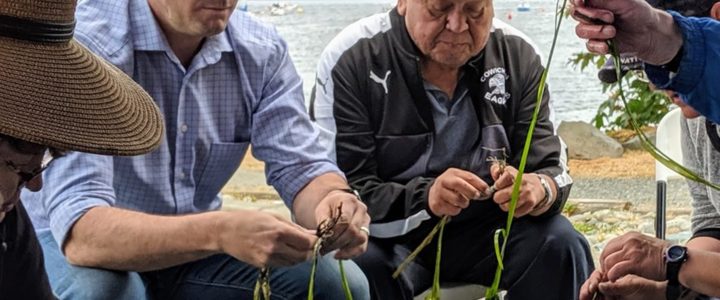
{"left": 607, "top": 41, "right": 720, "bottom": 191}
{"left": 254, "top": 268, "right": 271, "bottom": 300}
{"left": 493, "top": 229, "right": 505, "bottom": 270}
{"left": 307, "top": 241, "right": 322, "bottom": 300}
{"left": 392, "top": 215, "right": 450, "bottom": 279}
{"left": 486, "top": 0, "right": 568, "bottom": 298}
{"left": 253, "top": 275, "right": 262, "bottom": 300}
{"left": 338, "top": 260, "right": 354, "bottom": 300}
{"left": 425, "top": 216, "right": 447, "bottom": 300}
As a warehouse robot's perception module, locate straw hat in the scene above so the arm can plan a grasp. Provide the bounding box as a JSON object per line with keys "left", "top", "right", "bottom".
{"left": 0, "top": 0, "right": 164, "bottom": 156}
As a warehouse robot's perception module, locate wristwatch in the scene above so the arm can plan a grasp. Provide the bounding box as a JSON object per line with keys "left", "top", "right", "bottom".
{"left": 535, "top": 174, "right": 553, "bottom": 209}
{"left": 665, "top": 245, "right": 688, "bottom": 286}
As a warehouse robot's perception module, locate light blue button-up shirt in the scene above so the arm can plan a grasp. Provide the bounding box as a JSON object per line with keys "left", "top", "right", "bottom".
{"left": 24, "top": 0, "right": 340, "bottom": 246}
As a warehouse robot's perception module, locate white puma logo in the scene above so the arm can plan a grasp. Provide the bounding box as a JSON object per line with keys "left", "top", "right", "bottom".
{"left": 369, "top": 70, "right": 391, "bottom": 95}
{"left": 315, "top": 76, "right": 329, "bottom": 95}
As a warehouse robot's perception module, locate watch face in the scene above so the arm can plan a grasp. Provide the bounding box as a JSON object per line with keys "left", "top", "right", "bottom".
{"left": 666, "top": 245, "right": 687, "bottom": 262}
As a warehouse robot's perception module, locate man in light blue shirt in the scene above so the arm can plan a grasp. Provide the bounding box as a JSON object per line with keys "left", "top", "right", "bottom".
{"left": 23, "top": 0, "right": 371, "bottom": 299}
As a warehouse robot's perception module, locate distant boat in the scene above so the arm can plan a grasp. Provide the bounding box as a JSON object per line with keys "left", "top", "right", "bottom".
{"left": 268, "top": 2, "right": 301, "bottom": 16}
{"left": 516, "top": 2, "right": 531, "bottom": 12}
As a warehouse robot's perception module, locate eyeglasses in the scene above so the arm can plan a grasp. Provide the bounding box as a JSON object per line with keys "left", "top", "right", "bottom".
{"left": 2, "top": 149, "right": 59, "bottom": 188}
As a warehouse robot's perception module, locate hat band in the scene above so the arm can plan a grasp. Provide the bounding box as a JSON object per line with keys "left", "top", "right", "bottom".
{"left": 0, "top": 14, "right": 75, "bottom": 43}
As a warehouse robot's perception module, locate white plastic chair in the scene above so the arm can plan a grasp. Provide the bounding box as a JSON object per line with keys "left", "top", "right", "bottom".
{"left": 655, "top": 108, "right": 683, "bottom": 240}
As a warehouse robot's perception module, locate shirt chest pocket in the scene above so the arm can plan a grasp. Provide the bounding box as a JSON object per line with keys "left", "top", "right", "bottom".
{"left": 194, "top": 142, "right": 249, "bottom": 206}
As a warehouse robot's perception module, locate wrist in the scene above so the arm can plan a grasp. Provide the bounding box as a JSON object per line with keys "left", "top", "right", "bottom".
{"left": 664, "top": 245, "right": 689, "bottom": 285}
{"left": 648, "top": 10, "right": 684, "bottom": 65}
{"left": 210, "top": 211, "right": 234, "bottom": 253}
{"left": 532, "top": 174, "right": 554, "bottom": 214}
{"left": 326, "top": 188, "right": 360, "bottom": 200}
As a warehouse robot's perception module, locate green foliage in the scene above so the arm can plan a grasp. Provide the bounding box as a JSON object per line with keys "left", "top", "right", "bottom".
{"left": 562, "top": 202, "right": 579, "bottom": 216}
{"left": 568, "top": 52, "right": 672, "bottom": 130}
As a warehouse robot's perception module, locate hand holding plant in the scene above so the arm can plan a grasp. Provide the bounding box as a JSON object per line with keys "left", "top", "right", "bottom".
{"left": 427, "top": 168, "right": 491, "bottom": 216}
{"left": 313, "top": 190, "right": 370, "bottom": 260}
{"left": 489, "top": 165, "right": 551, "bottom": 217}
{"left": 308, "top": 202, "right": 355, "bottom": 300}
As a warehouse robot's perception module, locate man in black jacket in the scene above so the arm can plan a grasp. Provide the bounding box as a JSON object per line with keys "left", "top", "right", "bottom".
{"left": 0, "top": 0, "right": 164, "bottom": 298}
{"left": 310, "top": 0, "right": 593, "bottom": 298}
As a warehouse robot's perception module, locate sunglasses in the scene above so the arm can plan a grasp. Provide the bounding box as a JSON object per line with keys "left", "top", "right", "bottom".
{"left": 2, "top": 149, "right": 60, "bottom": 188}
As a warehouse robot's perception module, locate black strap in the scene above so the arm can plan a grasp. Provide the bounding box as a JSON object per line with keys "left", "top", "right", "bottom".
{"left": 0, "top": 14, "right": 74, "bottom": 43}
{"left": 705, "top": 120, "right": 720, "bottom": 153}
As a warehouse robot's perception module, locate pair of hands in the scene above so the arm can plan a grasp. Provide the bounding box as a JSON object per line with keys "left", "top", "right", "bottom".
{"left": 218, "top": 190, "right": 369, "bottom": 268}
{"left": 427, "top": 165, "right": 550, "bottom": 218}
{"left": 579, "top": 232, "right": 670, "bottom": 299}
{"left": 571, "top": 0, "right": 684, "bottom": 65}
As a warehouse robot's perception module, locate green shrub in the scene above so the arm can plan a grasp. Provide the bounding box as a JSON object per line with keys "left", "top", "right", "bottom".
{"left": 568, "top": 52, "right": 672, "bottom": 130}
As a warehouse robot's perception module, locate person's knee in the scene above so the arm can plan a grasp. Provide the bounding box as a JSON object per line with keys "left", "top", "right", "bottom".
{"left": 540, "top": 217, "right": 592, "bottom": 256}
{"left": 53, "top": 267, "right": 147, "bottom": 300}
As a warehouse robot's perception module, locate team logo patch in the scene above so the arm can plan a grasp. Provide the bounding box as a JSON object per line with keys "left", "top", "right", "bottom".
{"left": 480, "top": 67, "right": 510, "bottom": 105}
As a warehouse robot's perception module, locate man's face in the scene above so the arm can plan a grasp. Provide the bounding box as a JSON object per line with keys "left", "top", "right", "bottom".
{"left": 148, "top": 0, "right": 238, "bottom": 38}
{"left": 398, "top": 0, "right": 493, "bottom": 68}
{"left": 0, "top": 138, "right": 48, "bottom": 222}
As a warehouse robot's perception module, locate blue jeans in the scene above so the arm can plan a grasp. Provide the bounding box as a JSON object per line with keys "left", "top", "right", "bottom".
{"left": 38, "top": 230, "right": 369, "bottom": 300}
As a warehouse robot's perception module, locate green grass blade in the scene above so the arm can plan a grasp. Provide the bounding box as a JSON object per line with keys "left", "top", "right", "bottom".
{"left": 486, "top": 0, "right": 568, "bottom": 298}
{"left": 338, "top": 260, "right": 354, "bottom": 300}
{"left": 493, "top": 229, "right": 505, "bottom": 270}
{"left": 307, "top": 241, "right": 322, "bottom": 300}
{"left": 393, "top": 215, "right": 449, "bottom": 279}
{"left": 425, "top": 217, "right": 447, "bottom": 300}
{"left": 607, "top": 41, "right": 720, "bottom": 191}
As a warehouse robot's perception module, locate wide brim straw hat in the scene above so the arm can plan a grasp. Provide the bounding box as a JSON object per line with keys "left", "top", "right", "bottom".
{"left": 0, "top": 0, "right": 163, "bottom": 156}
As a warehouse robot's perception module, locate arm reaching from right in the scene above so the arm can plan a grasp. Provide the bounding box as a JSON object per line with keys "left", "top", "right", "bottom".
{"left": 571, "top": 0, "right": 683, "bottom": 65}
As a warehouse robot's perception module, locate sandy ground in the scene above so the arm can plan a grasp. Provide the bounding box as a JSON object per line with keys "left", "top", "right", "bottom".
{"left": 570, "top": 150, "right": 654, "bottom": 179}
{"left": 238, "top": 147, "right": 657, "bottom": 179}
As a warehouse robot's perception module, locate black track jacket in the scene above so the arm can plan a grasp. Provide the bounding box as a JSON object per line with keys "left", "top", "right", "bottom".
{"left": 310, "top": 9, "right": 572, "bottom": 239}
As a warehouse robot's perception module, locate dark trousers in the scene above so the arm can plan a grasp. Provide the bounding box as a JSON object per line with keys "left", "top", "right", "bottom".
{"left": 354, "top": 201, "right": 594, "bottom": 300}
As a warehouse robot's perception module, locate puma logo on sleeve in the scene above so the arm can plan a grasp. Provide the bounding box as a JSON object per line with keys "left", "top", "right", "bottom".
{"left": 315, "top": 76, "right": 329, "bottom": 95}
{"left": 369, "top": 70, "right": 391, "bottom": 94}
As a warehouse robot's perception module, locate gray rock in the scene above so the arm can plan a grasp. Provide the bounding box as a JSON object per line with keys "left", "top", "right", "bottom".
{"left": 622, "top": 131, "right": 656, "bottom": 150}
{"left": 558, "top": 121, "right": 624, "bottom": 159}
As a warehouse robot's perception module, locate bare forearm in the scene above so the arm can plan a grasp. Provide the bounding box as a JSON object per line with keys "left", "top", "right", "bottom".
{"left": 679, "top": 247, "right": 720, "bottom": 296}
{"left": 64, "top": 206, "right": 222, "bottom": 272}
{"left": 681, "top": 238, "right": 720, "bottom": 296}
{"left": 292, "top": 172, "right": 348, "bottom": 229}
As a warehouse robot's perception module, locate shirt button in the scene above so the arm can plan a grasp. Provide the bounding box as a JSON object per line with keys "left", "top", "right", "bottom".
{"left": 179, "top": 172, "right": 186, "bottom": 179}
{"left": 180, "top": 124, "right": 188, "bottom": 133}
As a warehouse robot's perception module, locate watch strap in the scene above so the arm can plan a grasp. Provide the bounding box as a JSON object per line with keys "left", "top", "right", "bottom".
{"left": 665, "top": 245, "right": 688, "bottom": 286}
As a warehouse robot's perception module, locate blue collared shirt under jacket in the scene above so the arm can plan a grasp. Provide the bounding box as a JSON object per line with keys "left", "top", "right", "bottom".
{"left": 645, "top": 11, "right": 720, "bottom": 124}
{"left": 23, "top": 0, "right": 339, "bottom": 246}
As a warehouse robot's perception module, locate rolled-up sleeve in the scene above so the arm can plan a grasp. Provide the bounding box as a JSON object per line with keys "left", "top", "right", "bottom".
{"left": 645, "top": 12, "right": 720, "bottom": 124}
{"left": 22, "top": 152, "right": 116, "bottom": 249}
{"left": 251, "top": 36, "right": 342, "bottom": 206}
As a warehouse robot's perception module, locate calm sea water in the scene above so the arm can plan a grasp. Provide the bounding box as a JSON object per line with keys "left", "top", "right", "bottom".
{"left": 250, "top": 0, "right": 605, "bottom": 122}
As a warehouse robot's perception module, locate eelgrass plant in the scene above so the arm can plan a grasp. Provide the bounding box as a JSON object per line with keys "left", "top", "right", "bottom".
{"left": 253, "top": 267, "right": 271, "bottom": 300}
{"left": 307, "top": 203, "right": 353, "bottom": 300}
{"left": 606, "top": 41, "right": 720, "bottom": 191}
